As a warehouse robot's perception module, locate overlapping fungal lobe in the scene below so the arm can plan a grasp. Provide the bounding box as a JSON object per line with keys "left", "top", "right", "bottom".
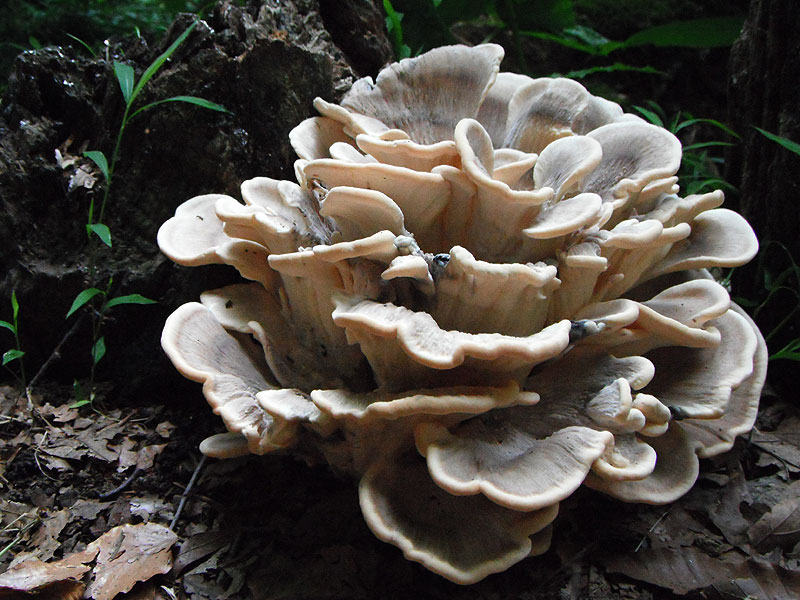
{"left": 159, "top": 42, "right": 767, "bottom": 584}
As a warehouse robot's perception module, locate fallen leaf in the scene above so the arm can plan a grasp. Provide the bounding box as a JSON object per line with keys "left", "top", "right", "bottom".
{"left": 85, "top": 522, "right": 178, "bottom": 600}
{"left": 749, "top": 485, "right": 800, "bottom": 553}
{"left": 69, "top": 499, "right": 112, "bottom": 521}
{"left": 752, "top": 420, "right": 800, "bottom": 474}
{"left": 136, "top": 445, "right": 167, "bottom": 470}
{"left": 718, "top": 559, "right": 800, "bottom": 598}
{"left": 173, "top": 530, "right": 234, "bottom": 576}
{"left": 602, "top": 546, "right": 742, "bottom": 594}
{"left": 21, "top": 509, "right": 70, "bottom": 563}
{"left": 708, "top": 466, "right": 753, "bottom": 549}
{"left": 0, "top": 546, "right": 97, "bottom": 598}
{"left": 155, "top": 422, "right": 175, "bottom": 439}
{"left": 115, "top": 437, "right": 139, "bottom": 472}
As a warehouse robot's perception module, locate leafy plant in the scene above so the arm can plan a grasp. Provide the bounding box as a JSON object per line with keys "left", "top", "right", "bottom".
{"left": 384, "top": 0, "right": 412, "bottom": 59}
{"left": 736, "top": 242, "right": 800, "bottom": 363}
{"left": 754, "top": 127, "right": 800, "bottom": 157}
{"left": 0, "top": 291, "right": 26, "bottom": 388}
{"left": 381, "top": 2, "right": 743, "bottom": 78}
{"left": 68, "top": 19, "right": 229, "bottom": 405}
{"left": 1, "top": 0, "right": 209, "bottom": 91}
{"left": 633, "top": 101, "right": 739, "bottom": 195}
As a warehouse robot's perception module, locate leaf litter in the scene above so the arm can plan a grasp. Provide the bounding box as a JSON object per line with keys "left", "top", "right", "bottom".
{"left": 1, "top": 383, "right": 800, "bottom": 599}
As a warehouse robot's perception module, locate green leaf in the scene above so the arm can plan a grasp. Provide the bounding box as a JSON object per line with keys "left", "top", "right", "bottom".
{"left": 29, "top": 36, "right": 42, "bottom": 50}
{"left": 754, "top": 127, "right": 800, "bottom": 156}
{"left": 86, "top": 223, "right": 112, "bottom": 247}
{"left": 383, "top": 0, "right": 411, "bottom": 59}
{"left": 104, "top": 294, "right": 157, "bottom": 310}
{"left": 675, "top": 118, "right": 740, "bottom": 138}
{"left": 66, "top": 33, "right": 96, "bottom": 57}
{"left": 70, "top": 398, "right": 92, "bottom": 408}
{"left": 3, "top": 349, "right": 24, "bottom": 366}
{"left": 128, "top": 96, "right": 231, "bottom": 120}
{"left": 770, "top": 339, "right": 800, "bottom": 361}
{"left": 624, "top": 16, "right": 745, "bottom": 49}
{"left": 563, "top": 63, "right": 662, "bottom": 79}
{"left": 130, "top": 20, "right": 198, "bottom": 106}
{"left": 92, "top": 336, "right": 106, "bottom": 365}
{"left": 11, "top": 290, "right": 19, "bottom": 321}
{"left": 66, "top": 288, "right": 104, "bottom": 319}
{"left": 83, "top": 151, "right": 110, "bottom": 183}
{"left": 633, "top": 105, "right": 664, "bottom": 127}
{"left": 683, "top": 141, "right": 735, "bottom": 152}
{"left": 114, "top": 61, "right": 135, "bottom": 104}
{"left": 0, "top": 321, "right": 15, "bottom": 334}
{"left": 520, "top": 30, "right": 598, "bottom": 54}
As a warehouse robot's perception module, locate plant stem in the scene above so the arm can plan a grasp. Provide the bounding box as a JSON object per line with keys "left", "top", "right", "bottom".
{"left": 502, "top": 0, "right": 528, "bottom": 74}
{"left": 99, "top": 107, "right": 130, "bottom": 224}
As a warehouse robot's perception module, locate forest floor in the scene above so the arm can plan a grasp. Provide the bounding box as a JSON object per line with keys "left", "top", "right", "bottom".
{"left": 1, "top": 380, "right": 799, "bottom": 600}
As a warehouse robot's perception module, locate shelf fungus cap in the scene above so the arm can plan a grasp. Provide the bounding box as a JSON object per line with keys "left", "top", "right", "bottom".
{"left": 159, "top": 42, "right": 766, "bottom": 584}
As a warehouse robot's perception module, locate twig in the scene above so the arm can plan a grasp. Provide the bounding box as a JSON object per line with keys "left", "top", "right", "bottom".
{"left": 170, "top": 454, "right": 207, "bottom": 531}
{"left": 99, "top": 467, "right": 141, "bottom": 499}
{"left": 634, "top": 508, "right": 671, "bottom": 552}
{"left": 0, "top": 518, "right": 40, "bottom": 561}
{"left": 28, "top": 313, "right": 86, "bottom": 391}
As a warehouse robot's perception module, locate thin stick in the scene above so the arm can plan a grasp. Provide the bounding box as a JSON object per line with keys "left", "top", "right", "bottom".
{"left": 170, "top": 455, "right": 207, "bottom": 531}
{"left": 634, "top": 508, "right": 671, "bottom": 552}
{"left": 99, "top": 467, "right": 141, "bottom": 500}
{"left": 28, "top": 313, "right": 86, "bottom": 391}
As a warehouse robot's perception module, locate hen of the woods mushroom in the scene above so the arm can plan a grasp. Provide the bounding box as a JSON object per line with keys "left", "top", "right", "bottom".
{"left": 159, "top": 44, "right": 766, "bottom": 583}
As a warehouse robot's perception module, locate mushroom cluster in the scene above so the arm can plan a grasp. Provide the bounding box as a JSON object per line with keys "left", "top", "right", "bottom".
{"left": 158, "top": 44, "right": 766, "bottom": 584}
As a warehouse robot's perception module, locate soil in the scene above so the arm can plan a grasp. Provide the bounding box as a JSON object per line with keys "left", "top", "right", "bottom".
{"left": 1, "top": 382, "right": 800, "bottom": 599}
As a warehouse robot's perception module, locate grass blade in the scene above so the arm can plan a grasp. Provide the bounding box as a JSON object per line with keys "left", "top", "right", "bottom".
{"left": 683, "top": 141, "right": 735, "bottom": 151}
{"left": 128, "top": 96, "right": 231, "bottom": 120}
{"left": 633, "top": 105, "right": 664, "bottom": 127}
{"left": 91, "top": 336, "right": 106, "bottom": 365}
{"left": 83, "top": 151, "right": 110, "bottom": 183}
{"left": 11, "top": 290, "right": 19, "bottom": 321}
{"left": 130, "top": 20, "right": 198, "bottom": 106}
{"left": 66, "top": 288, "right": 104, "bottom": 318}
{"left": 86, "top": 223, "right": 112, "bottom": 247}
{"left": 754, "top": 127, "right": 800, "bottom": 156}
{"left": 564, "top": 63, "right": 661, "bottom": 79}
{"left": 2, "top": 349, "right": 24, "bottom": 366}
{"left": 624, "top": 16, "right": 745, "bottom": 49}
{"left": 675, "top": 117, "right": 740, "bottom": 138}
{"left": 66, "top": 33, "right": 96, "bottom": 57}
{"left": 114, "top": 61, "right": 135, "bottom": 104}
{"left": 0, "top": 321, "right": 15, "bottom": 334}
{"left": 105, "top": 294, "right": 157, "bottom": 310}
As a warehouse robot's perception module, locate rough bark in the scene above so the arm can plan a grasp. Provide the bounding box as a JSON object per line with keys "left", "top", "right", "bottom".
{"left": 725, "top": 0, "right": 800, "bottom": 389}
{"left": 0, "top": 0, "right": 392, "bottom": 395}
{"left": 726, "top": 0, "right": 800, "bottom": 289}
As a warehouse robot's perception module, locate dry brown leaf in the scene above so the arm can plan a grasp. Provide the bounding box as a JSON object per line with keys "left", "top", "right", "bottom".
{"left": 85, "top": 523, "right": 178, "bottom": 600}
{"left": 752, "top": 420, "right": 800, "bottom": 473}
{"left": 115, "top": 437, "right": 139, "bottom": 472}
{"left": 172, "top": 530, "right": 234, "bottom": 576}
{"left": 17, "top": 509, "right": 70, "bottom": 564}
{"left": 69, "top": 500, "right": 112, "bottom": 522}
{"left": 708, "top": 467, "right": 753, "bottom": 549}
{"left": 748, "top": 483, "right": 800, "bottom": 553}
{"left": 716, "top": 559, "right": 800, "bottom": 598}
{"left": 38, "top": 402, "right": 80, "bottom": 424}
{"left": 0, "top": 546, "right": 96, "bottom": 598}
{"left": 136, "top": 445, "right": 167, "bottom": 471}
{"left": 155, "top": 422, "right": 175, "bottom": 439}
{"left": 602, "top": 546, "right": 742, "bottom": 594}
